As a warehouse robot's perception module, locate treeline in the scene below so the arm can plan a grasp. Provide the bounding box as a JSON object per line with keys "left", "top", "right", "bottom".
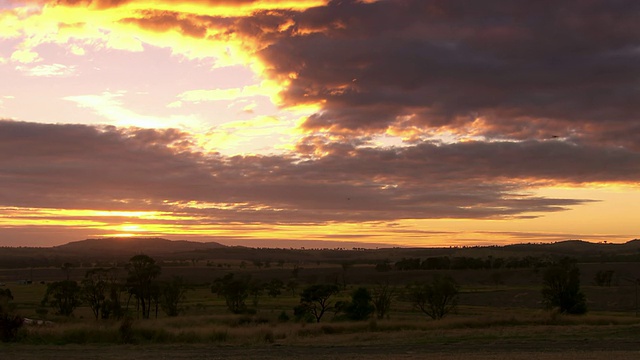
{"left": 382, "top": 255, "right": 548, "bottom": 271}
{"left": 37, "top": 255, "right": 188, "bottom": 322}
{"left": 1, "top": 254, "right": 596, "bottom": 343}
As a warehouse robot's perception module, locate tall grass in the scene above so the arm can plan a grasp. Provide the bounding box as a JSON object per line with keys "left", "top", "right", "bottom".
{"left": 14, "top": 310, "right": 640, "bottom": 345}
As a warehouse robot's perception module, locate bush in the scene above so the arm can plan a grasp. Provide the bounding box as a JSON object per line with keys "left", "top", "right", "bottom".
{"left": 344, "top": 287, "right": 375, "bottom": 321}
{"left": 541, "top": 258, "right": 587, "bottom": 315}
{"left": 277, "top": 311, "right": 290, "bottom": 323}
{"left": 119, "top": 317, "right": 135, "bottom": 344}
{"left": 0, "top": 288, "right": 23, "bottom": 342}
{"left": 211, "top": 273, "right": 251, "bottom": 314}
{"left": 405, "top": 274, "right": 459, "bottom": 320}
{"left": 0, "top": 314, "right": 23, "bottom": 342}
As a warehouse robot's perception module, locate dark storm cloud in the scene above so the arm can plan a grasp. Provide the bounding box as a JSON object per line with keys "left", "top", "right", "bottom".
{"left": 250, "top": 0, "right": 640, "bottom": 144}
{"left": 4, "top": 120, "right": 639, "bottom": 224}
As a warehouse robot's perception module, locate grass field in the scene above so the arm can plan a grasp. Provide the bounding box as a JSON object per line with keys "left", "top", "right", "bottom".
{"left": 3, "top": 319, "right": 640, "bottom": 359}
{"left": 2, "top": 261, "right": 640, "bottom": 358}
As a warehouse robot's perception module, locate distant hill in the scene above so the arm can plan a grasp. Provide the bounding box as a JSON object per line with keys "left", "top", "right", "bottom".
{"left": 2, "top": 237, "right": 640, "bottom": 269}
{"left": 501, "top": 239, "right": 640, "bottom": 257}
{"left": 54, "top": 237, "right": 226, "bottom": 257}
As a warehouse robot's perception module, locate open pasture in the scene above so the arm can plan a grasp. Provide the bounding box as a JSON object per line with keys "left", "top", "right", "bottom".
{"left": 2, "top": 244, "right": 640, "bottom": 358}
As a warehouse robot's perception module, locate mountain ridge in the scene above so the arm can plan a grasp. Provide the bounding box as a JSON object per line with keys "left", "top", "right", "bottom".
{"left": 54, "top": 237, "right": 227, "bottom": 255}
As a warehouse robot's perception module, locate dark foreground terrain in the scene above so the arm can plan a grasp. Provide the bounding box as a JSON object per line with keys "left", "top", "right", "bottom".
{"left": 4, "top": 322, "right": 640, "bottom": 360}
{"left": 3, "top": 340, "right": 640, "bottom": 360}
{"left": 3, "top": 238, "right": 640, "bottom": 359}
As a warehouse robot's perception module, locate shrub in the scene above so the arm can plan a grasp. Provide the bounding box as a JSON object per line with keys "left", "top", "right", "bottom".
{"left": 344, "top": 287, "right": 375, "bottom": 321}
{"left": 541, "top": 258, "right": 587, "bottom": 315}
{"left": 278, "top": 311, "right": 290, "bottom": 323}
{"left": 119, "top": 317, "right": 135, "bottom": 344}
{"left": 1, "top": 288, "right": 24, "bottom": 342}
{"left": 0, "top": 314, "right": 23, "bottom": 342}
{"left": 211, "top": 273, "right": 251, "bottom": 314}
{"left": 405, "top": 274, "right": 459, "bottom": 320}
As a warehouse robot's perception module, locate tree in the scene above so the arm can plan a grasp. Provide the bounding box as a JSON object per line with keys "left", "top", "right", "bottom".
{"left": 344, "top": 287, "right": 374, "bottom": 321}
{"left": 211, "top": 273, "right": 251, "bottom": 314}
{"left": 594, "top": 270, "right": 615, "bottom": 287}
{"left": 81, "top": 267, "right": 123, "bottom": 320}
{"left": 126, "top": 254, "right": 161, "bottom": 319}
{"left": 61, "top": 262, "right": 74, "bottom": 280}
{"left": 371, "top": 282, "right": 396, "bottom": 319}
{"left": 0, "top": 289, "right": 14, "bottom": 317}
{"left": 286, "top": 279, "right": 299, "bottom": 296}
{"left": 295, "top": 284, "right": 340, "bottom": 323}
{"left": 266, "top": 279, "right": 284, "bottom": 298}
{"left": 103, "top": 281, "right": 125, "bottom": 320}
{"left": 375, "top": 260, "right": 392, "bottom": 272}
{"left": 42, "top": 280, "right": 82, "bottom": 316}
{"left": 340, "top": 262, "right": 353, "bottom": 289}
{"left": 248, "top": 279, "right": 264, "bottom": 308}
{"left": 405, "top": 274, "right": 459, "bottom": 320}
{"left": 541, "top": 258, "right": 587, "bottom": 314}
{"left": 291, "top": 264, "right": 302, "bottom": 279}
{"left": 81, "top": 268, "right": 111, "bottom": 320}
{"left": 0, "top": 289, "right": 23, "bottom": 342}
{"left": 160, "top": 276, "right": 190, "bottom": 317}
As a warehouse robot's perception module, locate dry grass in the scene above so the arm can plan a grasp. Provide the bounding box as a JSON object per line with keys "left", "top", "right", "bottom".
{"left": 13, "top": 309, "right": 640, "bottom": 347}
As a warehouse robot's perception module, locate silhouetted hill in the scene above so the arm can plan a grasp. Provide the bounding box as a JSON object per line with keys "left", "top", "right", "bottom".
{"left": 55, "top": 237, "right": 226, "bottom": 257}
{"left": 2, "top": 238, "right": 640, "bottom": 269}
{"left": 502, "top": 239, "right": 640, "bottom": 257}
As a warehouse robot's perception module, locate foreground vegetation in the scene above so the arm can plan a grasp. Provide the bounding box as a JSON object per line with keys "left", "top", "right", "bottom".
{"left": 1, "top": 239, "right": 640, "bottom": 359}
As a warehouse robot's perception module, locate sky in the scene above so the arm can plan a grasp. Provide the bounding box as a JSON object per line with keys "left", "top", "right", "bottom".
{"left": 0, "top": 0, "right": 639, "bottom": 248}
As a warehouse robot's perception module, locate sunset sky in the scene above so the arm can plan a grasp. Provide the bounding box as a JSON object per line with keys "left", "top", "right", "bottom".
{"left": 1, "top": 0, "right": 638, "bottom": 248}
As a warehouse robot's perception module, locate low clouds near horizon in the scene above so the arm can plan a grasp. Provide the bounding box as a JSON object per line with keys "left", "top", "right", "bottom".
{"left": 2, "top": 119, "right": 637, "bottom": 225}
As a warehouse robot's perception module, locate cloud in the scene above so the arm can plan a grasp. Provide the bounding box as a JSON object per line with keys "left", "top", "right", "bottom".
{"left": 16, "top": 63, "right": 77, "bottom": 77}
{"left": 1, "top": 1, "right": 639, "bottom": 243}
{"left": 243, "top": 0, "right": 640, "bottom": 148}
{"left": 3, "top": 121, "right": 638, "bottom": 227}
{"left": 10, "top": 49, "right": 41, "bottom": 63}
{"left": 45, "top": 0, "right": 635, "bottom": 150}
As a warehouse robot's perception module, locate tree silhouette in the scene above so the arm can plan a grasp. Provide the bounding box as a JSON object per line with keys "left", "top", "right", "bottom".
{"left": 81, "top": 268, "right": 111, "bottom": 320}
{"left": 340, "top": 262, "right": 353, "bottom": 289}
{"left": 0, "top": 289, "right": 23, "bottom": 342}
{"left": 60, "top": 262, "right": 74, "bottom": 280}
{"left": 594, "top": 269, "right": 615, "bottom": 287}
{"left": 126, "top": 254, "right": 161, "bottom": 319}
{"left": 266, "top": 279, "right": 284, "bottom": 298}
{"left": 371, "top": 282, "right": 396, "bottom": 319}
{"left": 160, "top": 276, "right": 189, "bottom": 317}
{"left": 42, "top": 280, "right": 82, "bottom": 316}
{"left": 344, "top": 287, "right": 374, "bottom": 321}
{"left": 295, "top": 284, "right": 340, "bottom": 323}
{"left": 405, "top": 274, "right": 459, "bottom": 320}
{"left": 211, "top": 273, "right": 251, "bottom": 314}
{"left": 541, "top": 258, "right": 587, "bottom": 314}
{"left": 286, "top": 279, "right": 299, "bottom": 296}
